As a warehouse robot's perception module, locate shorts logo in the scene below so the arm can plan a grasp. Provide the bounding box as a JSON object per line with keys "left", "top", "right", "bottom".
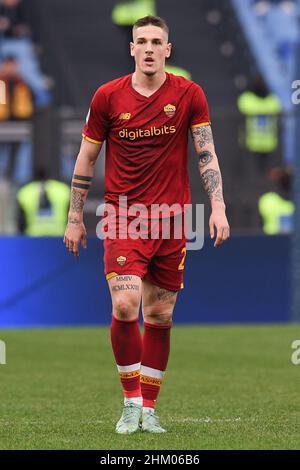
{"left": 119, "top": 113, "right": 131, "bottom": 120}
{"left": 117, "top": 255, "right": 127, "bottom": 266}
{"left": 164, "top": 103, "right": 176, "bottom": 118}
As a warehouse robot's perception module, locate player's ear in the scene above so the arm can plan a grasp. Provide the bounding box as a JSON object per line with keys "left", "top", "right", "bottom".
{"left": 166, "top": 43, "right": 172, "bottom": 59}
{"left": 130, "top": 42, "right": 135, "bottom": 57}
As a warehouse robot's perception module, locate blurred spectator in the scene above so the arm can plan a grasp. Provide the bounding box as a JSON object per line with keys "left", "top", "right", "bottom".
{"left": 16, "top": 167, "right": 70, "bottom": 236}
{"left": 0, "top": 0, "right": 51, "bottom": 107}
{"left": 237, "top": 75, "right": 281, "bottom": 169}
{"left": 253, "top": 0, "right": 298, "bottom": 81}
{"left": 258, "top": 166, "right": 294, "bottom": 234}
{"left": 0, "top": 55, "right": 33, "bottom": 120}
{"left": 0, "top": 55, "right": 33, "bottom": 188}
{"left": 112, "top": 0, "right": 156, "bottom": 26}
{"left": 165, "top": 63, "right": 192, "bottom": 80}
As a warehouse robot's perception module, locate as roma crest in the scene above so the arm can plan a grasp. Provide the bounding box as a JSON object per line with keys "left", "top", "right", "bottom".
{"left": 164, "top": 103, "right": 176, "bottom": 118}
{"left": 117, "top": 256, "right": 127, "bottom": 266}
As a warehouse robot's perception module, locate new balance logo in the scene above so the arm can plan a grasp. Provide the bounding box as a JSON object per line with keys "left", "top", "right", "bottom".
{"left": 119, "top": 113, "right": 131, "bottom": 120}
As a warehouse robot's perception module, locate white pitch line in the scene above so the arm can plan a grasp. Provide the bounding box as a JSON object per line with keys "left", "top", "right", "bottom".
{"left": 169, "top": 417, "right": 242, "bottom": 424}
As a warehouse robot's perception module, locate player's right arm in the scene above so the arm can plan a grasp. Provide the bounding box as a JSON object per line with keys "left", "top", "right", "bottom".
{"left": 63, "top": 138, "right": 102, "bottom": 256}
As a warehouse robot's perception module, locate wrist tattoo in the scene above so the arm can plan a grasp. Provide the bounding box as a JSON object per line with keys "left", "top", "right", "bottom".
{"left": 213, "top": 189, "right": 224, "bottom": 203}
{"left": 70, "top": 188, "right": 85, "bottom": 212}
{"left": 68, "top": 217, "right": 81, "bottom": 225}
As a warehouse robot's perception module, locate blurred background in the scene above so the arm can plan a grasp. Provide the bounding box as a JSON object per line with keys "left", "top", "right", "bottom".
{"left": 0, "top": 0, "right": 299, "bottom": 326}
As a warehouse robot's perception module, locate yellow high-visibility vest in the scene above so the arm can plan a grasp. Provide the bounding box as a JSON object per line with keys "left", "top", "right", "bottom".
{"left": 17, "top": 180, "right": 70, "bottom": 236}
{"left": 258, "top": 192, "right": 294, "bottom": 235}
{"left": 238, "top": 91, "right": 281, "bottom": 153}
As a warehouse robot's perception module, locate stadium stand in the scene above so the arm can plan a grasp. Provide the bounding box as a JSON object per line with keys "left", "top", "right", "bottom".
{"left": 232, "top": 0, "right": 298, "bottom": 165}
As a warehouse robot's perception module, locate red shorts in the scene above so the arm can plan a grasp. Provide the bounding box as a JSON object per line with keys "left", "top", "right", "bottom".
{"left": 103, "top": 216, "right": 186, "bottom": 292}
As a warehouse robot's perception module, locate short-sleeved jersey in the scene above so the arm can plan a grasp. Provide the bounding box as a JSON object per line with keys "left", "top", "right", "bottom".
{"left": 83, "top": 72, "right": 210, "bottom": 216}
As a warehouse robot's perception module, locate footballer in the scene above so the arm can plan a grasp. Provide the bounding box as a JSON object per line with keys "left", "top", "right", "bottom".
{"left": 64, "top": 16, "right": 230, "bottom": 434}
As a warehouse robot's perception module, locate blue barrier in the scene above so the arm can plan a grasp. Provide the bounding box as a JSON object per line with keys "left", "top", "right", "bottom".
{"left": 0, "top": 236, "right": 290, "bottom": 327}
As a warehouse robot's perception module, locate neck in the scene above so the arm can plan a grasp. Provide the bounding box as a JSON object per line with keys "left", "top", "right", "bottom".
{"left": 132, "top": 69, "right": 166, "bottom": 91}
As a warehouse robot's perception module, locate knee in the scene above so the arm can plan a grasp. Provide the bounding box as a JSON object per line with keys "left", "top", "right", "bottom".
{"left": 113, "top": 297, "right": 139, "bottom": 321}
{"left": 143, "top": 309, "right": 173, "bottom": 326}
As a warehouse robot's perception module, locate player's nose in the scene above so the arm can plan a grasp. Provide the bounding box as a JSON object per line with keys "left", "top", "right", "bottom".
{"left": 145, "top": 42, "right": 154, "bottom": 53}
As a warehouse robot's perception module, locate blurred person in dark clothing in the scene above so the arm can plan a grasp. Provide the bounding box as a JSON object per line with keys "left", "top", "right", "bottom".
{"left": 0, "top": 0, "right": 51, "bottom": 107}
{"left": 0, "top": 55, "right": 33, "bottom": 186}
{"left": 0, "top": 55, "right": 33, "bottom": 120}
{"left": 0, "top": 0, "right": 30, "bottom": 38}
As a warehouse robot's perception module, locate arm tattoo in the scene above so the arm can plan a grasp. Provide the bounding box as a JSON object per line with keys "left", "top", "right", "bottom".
{"left": 201, "top": 169, "right": 220, "bottom": 198}
{"left": 201, "top": 169, "right": 225, "bottom": 204}
{"left": 72, "top": 182, "right": 90, "bottom": 190}
{"left": 73, "top": 174, "right": 92, "bottom": 182}
{"left": 72, "top": 174, "right": 92, "bottom": 190}
{"left": 193, "top": 125, "right": 213, "bottom": 148}
{"left": 70, "top": 189, "right": 85, "bottom": 213}
{"left": 198, "top": 150, "right": 213, "bottom": 169}
{"left": 194, "top": 127, "right": 225, "bottom": 204}
{"left": 214, "top": 189, "right": 224, "bottom": 203}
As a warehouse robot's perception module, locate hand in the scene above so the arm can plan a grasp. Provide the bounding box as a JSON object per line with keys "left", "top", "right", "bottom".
{"left": 209, "top": 207, "right": 230, "bottom": 248}
{"left": 63, "top": 218, "right": 87, "bottom": 257}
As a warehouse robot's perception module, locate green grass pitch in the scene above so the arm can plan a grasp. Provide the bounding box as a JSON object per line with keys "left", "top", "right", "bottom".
{"left": 0, "top": 325, "right": 300, "bottom": 450}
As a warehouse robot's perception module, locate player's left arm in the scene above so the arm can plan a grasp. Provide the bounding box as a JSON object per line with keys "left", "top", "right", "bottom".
{"left": 191, "top": 124, "right": 230, "bottom": 247}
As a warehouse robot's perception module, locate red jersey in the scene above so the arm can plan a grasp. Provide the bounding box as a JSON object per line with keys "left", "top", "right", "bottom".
{"left": 83, "top": 72, "right": 210, "bottom": 216}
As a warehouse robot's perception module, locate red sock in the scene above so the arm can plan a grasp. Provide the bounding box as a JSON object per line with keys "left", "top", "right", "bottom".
{"left": 110, "top": 315, "right": 142, "bottom": 398}
{"left": 141, "top": 322, "right": 171, "bottom": 409}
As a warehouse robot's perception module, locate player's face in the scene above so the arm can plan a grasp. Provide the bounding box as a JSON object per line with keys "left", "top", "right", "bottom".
{"left": 130, "top": 25, "right": 171, "bottom": 76}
